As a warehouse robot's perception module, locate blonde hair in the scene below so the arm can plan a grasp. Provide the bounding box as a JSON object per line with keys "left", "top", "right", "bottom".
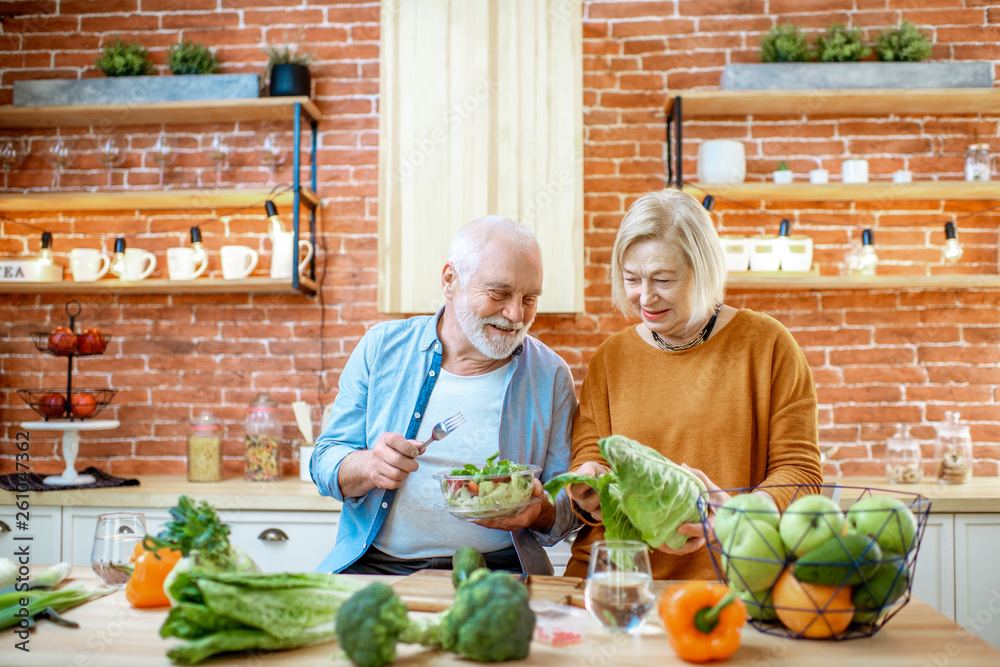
{"left": 610, "top": 189, "right": 726, "bottom": 326}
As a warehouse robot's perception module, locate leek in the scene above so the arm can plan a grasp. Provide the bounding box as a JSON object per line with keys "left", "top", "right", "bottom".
{"left": 0, "top": 581, "right": 116, "bottom": 630}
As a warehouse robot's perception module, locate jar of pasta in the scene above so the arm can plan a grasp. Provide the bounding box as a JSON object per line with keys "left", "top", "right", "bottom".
{"left": 886, "top": 423, "right": 921, "bottom": 484}
{"left": 934, "top": 411, "right": 972, "bottom": 484}
{"left": 245, "top": 392, "right": 282, "bottom": 481}
{"left": 187, "top": 410, "right": 222, "bottom": 482}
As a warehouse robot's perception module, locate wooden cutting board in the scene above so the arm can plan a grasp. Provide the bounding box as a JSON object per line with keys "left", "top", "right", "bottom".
{"left": 392, "top": 569, "right": 673, "bottom": 612}
{"left": 392, "top": 569, "right": 586, "bottom": 611}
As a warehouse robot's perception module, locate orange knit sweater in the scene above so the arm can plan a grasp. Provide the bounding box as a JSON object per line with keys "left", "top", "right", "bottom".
{"left": 564, "top": 309, "right": 823, "bottom": 581}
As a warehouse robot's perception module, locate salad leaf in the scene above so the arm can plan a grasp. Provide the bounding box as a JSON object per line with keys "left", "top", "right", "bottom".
{"left": 544, "top": 435, "right": 706, "bottom": 550}
{"left": 450, "top": 452, "right": 529, "bottom": 481}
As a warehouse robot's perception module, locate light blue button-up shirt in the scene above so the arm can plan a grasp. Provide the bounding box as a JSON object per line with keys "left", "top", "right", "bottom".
{"left": 310, "top": 309, "right": 579, "bottom": 573}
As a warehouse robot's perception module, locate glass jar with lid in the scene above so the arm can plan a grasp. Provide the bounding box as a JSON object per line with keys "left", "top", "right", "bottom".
{"left": 965, "top": 143, "right": 991, "bottom": 182}
{"left": 886, "top": 423, "right": 921, "bottom": 484}
{"left": 187, "top": 410, "right": 222, "bottom": 482}
{"left": 934, "top": 411, "right": 972, "bottom": 484}
{"left": 245, "top": 392, "right": 282, "bottom": 481}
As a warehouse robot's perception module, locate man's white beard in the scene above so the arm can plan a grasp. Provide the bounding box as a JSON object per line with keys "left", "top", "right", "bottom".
{"left": 454, "top": 291, "right": 532, "bottom": 360}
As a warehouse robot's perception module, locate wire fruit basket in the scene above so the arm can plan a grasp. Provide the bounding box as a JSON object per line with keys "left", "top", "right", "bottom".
{"left": 30, "top": 329, "right": 112, "bottom": 356}
{"left": 699, "top": 483, "right": 931, "bottom": 641}
{"left": 18, "top": 388, "right": 117, "bottom": 421}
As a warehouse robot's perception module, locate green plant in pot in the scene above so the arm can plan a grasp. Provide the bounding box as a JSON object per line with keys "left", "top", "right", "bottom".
{"left": 95, "top": 38, "right": 154, "bottom": 77}
{"left": 874, "top": 21, "right": 933, "bottom": 62}
{"left": 167, "top": 39, "right": 220, "bottom": 75}
{"left": 262, "top": 36, "right": 314, "bottom": 97}
{"left": 759, "top": 23, "right": 812, "bottom": 63}
{"left": 814, "top": 24, "right": 871, "bottom": 62}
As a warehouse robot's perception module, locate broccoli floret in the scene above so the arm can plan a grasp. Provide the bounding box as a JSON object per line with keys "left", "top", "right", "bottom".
{"left": 337, "top": 570, "right": 535, "bottom": 666}
{"left": 440, "top": 569, "right": 535, "bottom": 662}
{"left": 335, "top": 583, "right": 442, "bottom": 667}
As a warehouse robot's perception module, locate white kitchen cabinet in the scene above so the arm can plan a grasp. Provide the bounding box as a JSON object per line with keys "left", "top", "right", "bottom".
{"left": 217, "top": 508, "right": 339, "bottom": 573}
{"left": 912, "top": 513, "right": 955, "bottom": 621}
{"left": 0, "top": 505, "right": 61, "bottom": 567}
{"left": 955, "top": 514, "right": 1000, "bottom": 650}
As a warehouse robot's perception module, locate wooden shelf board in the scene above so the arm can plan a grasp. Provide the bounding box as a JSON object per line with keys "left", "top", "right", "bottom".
{"left": 727, "top": 274, "right": 1000, "bottom": 290}
{"left": 667, "top": 88, "right": 1000, "bottom": 117}
{"left": 0, "top": 97, "right": 322, "bottom": 129}
{"left": 0, "top": 186, "right": 319, "bottom": 212}
{"left": 0, "top": 276, "right": 317, "bottom": 295}
{"left": 685, "top": 181, "right": 1000, "bottom": 202}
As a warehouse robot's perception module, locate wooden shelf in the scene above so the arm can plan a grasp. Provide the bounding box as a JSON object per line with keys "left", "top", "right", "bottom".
{"left": 0, "top": 96, "right": 322, "bottom": 129}
{"left": 0, "top": 276, "right": 317, "bottom": 295}
{"left": 666, "top": 88, "right": 1000, "bottom": 117}
{"left": 0, "top": 186, "right": 320, "bottom": 212}
{"left": 727, "top": 273, "right": 1000, "bottom": 290}
{"left": 685, "top": 181, "right": 1000, "bottom": 202}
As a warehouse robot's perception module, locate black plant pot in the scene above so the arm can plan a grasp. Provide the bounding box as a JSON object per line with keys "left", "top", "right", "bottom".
{"left": 269, "top": 64, "right": 310, "bottom": 97}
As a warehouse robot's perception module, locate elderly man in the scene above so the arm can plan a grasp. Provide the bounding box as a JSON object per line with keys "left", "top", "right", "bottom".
{"left": 311, "top": 215, "right": 578, "bottom": 575}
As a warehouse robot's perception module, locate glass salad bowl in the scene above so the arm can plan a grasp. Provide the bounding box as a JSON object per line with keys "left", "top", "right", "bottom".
{"left": 434, "top": 462, "right": 541, "bottom": 520}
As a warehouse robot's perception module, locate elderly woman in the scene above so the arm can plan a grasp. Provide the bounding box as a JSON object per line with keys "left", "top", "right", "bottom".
{"left": 564, "top": 188, "right": 823, "bottom": 581}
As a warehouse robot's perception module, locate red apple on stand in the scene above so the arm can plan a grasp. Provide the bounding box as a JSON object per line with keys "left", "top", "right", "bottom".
{"left": 37, "top": 392, "right": 67, "bottom": 419}
{"left": 70, "top": 392, "right": 97, "bottom": 419}
{"left": 76, "top": 328, "right": 107, "bottom": 355}
{"left": 48, "top": 326, "right": 77, "bottom": 355}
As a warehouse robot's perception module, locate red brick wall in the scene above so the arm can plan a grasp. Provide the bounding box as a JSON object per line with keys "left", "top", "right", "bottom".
{"left": 1, "top": 1, "right": 999, "bottom": 481}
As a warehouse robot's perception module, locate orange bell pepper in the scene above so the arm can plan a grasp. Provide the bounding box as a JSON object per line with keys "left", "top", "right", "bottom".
{"left": 125, "top": 543, "right": 182, "bottom": 608}
{"left": 659, "top": 581, "right": 747, "bottom": 664}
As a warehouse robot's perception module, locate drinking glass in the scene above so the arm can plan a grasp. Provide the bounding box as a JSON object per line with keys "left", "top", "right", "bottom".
{"left": 149, "top": 132, "right": 176, "bottom": 187}
{"left": 90, "top": 511, "right": 146, "bottom": 588}
{"left": 94, "top": 134, "right": 126, "bottom": 187}
{"left": 584, "top": 540, "right": 655, "bottom": 633}
{"left": 0, "top": 137, "right": 25, "bottom": 173}
{"left": 257, "top": 131, "right": 285, "bottom": 185}
{"left": 207, "top": 132, "right": 228, "bottom": 186}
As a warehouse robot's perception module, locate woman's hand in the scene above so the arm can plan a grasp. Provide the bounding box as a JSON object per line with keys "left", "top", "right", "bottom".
{"left": 566, "top": 461, "right": 609, "bottom": 522}
{"left": 474, "top": 478, "right": 550, "bottom": 532}
{"left": 654, "top": 464, "right": 732, "bottom": 555}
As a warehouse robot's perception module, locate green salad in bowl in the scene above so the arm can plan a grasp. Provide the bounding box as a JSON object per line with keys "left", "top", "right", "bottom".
{"left": 434, "top": 453, "right": 541, "bottom": 519}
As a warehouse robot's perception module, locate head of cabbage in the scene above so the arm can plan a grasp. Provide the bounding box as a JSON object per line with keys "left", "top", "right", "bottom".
{"left": 544, "top": 435, "right": 707, "bottom": 551}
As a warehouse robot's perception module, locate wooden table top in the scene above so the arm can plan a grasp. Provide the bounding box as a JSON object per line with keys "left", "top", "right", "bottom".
{"left": 3, "top": 567, "right": 999, "bottom": 666}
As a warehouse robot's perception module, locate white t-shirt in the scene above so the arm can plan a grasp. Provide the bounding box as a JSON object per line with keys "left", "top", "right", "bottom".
{"left": 373, "top": 363, "right": 514, "bottom": 558}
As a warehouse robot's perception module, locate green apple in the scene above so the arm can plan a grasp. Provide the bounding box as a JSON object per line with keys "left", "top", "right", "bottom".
{"left": 778, "top": 494, "right": 845, "bottom": 557}
{"left": 715, "top": 493, "right": 780, "bottom": 547}
{"left": 722, "top": 519, "right": 787, "bottom": 593}
{"left": 846, "top": 496, "right": 918, "bottom": 555}
{"left": 739, "top": 587, "right": 778, "bottom": 623}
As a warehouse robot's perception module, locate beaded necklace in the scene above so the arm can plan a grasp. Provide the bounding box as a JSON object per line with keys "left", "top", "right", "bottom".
{"left": 651, "top": 305, "right": 722, "bottom": 351}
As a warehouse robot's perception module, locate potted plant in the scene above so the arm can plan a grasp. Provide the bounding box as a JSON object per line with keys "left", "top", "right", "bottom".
{"left": 874, "top": 21, "right": 933, "bottom": 62}
{"left": 773, "top": 161, "right": 793, "bottom": 184}
{"left": 167, "top": 40, "right": 220, "bottom": 76}
{"left": 721, "top": 20, "right": 990, "bottom": 91}
{"left": 814, "top": 24, "right": 871, "bottom": 63}
{"left": 262, "top": 36, "right": 314, "bottom": 97}
{"left": 95, "top": 38, "right": 154, "bottom": 77}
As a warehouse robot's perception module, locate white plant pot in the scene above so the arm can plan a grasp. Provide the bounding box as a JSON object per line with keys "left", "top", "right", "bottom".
{"left": 697, "top": 140, "right": 747, "bottom": 184}
{"left": 772, "top": 170, "right": 793, "bottom": 184}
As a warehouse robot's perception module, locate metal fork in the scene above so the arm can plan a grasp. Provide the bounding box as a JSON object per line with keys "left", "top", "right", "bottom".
{"left": 417, "top": 412, "right": 465, "bottom": 454}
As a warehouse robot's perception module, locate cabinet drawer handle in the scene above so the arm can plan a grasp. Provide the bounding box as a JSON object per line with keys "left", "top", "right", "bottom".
{"left": 258, "top": 528, "right": 289, "bottom": 542}
{"left": 118, "top": 525, "right": 135, "bottom": 534}
{"left": 0, "top": 520, "right": 9, "bottom": 534}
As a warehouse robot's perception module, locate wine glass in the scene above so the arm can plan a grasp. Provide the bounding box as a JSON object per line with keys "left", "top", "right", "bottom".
{"left": 207, "top": 132, "right": 228, "bottom": 186}
{"left": 94, "top": 134, "right": 126, "bottom": 187}
{"left": 149, "top": 132, "right": 176, "bottom": 187}
{"left": 43, "top": 137, "right": 77, "bottom": 188}
{"left": 90, "top": 511, "right": 146, "bottom": 588}
{"left": 584, "top": 540, "right": 655, "bottom": 633}
{"left": 0, "top": 137, "right": 25, "bottom": 187}
{"left": 257, "top": 131, "right": 286, "bottom": 185}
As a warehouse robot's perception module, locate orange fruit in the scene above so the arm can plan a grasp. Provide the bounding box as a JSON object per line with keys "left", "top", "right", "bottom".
{"left": 771, "top": 568, "right": 854, "bottom": 638}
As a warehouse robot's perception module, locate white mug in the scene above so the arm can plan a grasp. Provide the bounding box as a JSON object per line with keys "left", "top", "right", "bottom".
{"left": 167, "top": 246, "right": 208, "bottom": 281}
{"left": 842, "top": 159, "right": 869, "bottom": 184}
{"left": 749, "top": 234, "right": 783, "bottom": 272}
{"left": 893, "top": 170, "right": 913, "bottom": 183}
{"left": 221, "top": 245, "right": 258, "bottom": 279}
{"left": 809, "top": 169, "right": 829, "bottom": 184}
{"left": 118, "top": 248, "right": 156, "bottom": 281}
{"left": 697, "top": 140, "right": 746, "bottom": 184}
{"left": 720, "top": 235, "right": 750, "bottom": 272}
{"left": 269, "top": 232, "right": 314, "bottom": 279}
{"left": 781, "top": 235, "right": 814, "bottom": 272}
{"left": 70, "top": 248, "right": 111, "bottom": 282}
